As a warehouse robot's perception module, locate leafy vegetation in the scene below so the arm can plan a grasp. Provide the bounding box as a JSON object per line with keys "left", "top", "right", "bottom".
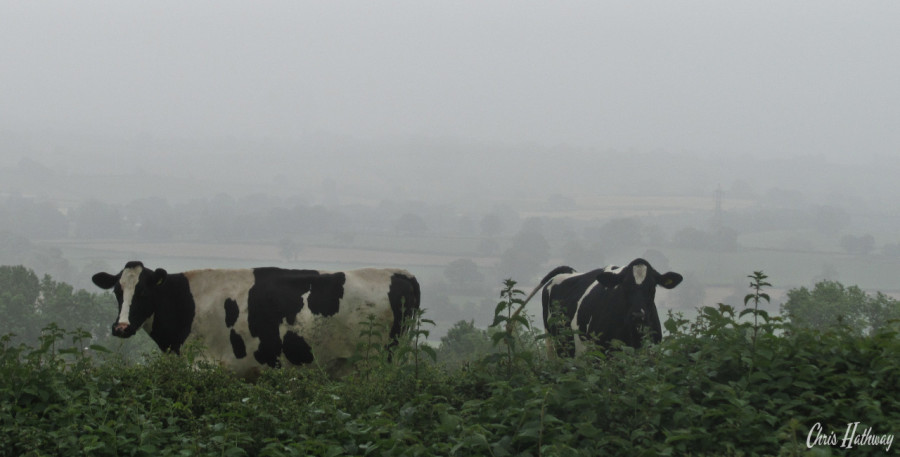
{"left": 781, "top": 279, "right": 900, "bottom": 335}
{"left": 2, "top": 269, "right": 899, "bottom": 456}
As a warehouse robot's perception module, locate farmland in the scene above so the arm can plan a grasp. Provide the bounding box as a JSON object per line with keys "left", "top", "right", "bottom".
{"left": 36, "top": 199, "right": 900, "bottom": 342}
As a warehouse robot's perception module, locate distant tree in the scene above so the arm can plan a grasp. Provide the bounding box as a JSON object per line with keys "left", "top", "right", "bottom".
{"left": 641, "top": 249, "right": 671, "bottom": 273}
{"left": 546, "top": 194, "right": 576, "bottom": 210}
{"left": 38, "top": 274, "right": 109, "bottom": 341}
{"left": 0, "top": 265, "right": 113, "bottom": 345}
{"left": 560, "top": 238, "right": 605, "bottom": 270}
{"left": 497, "top": 225, "right": 550, "bottom": 282}
{"left": 480, "top": 212, "right": 505, "bottom": 239}
{"left": 277, "top": 238, "right": 301, "bottom": 261}
{"left": 643, "top": 224, "right": 668, "bottom": 246}
{"left": 666, "top": 273, "right": 705, "bottom": 310}
{"left": 812, "top": 263, "right": 840, "bottom": 284}
{"left": 125, "top": 197, "right": 179, "bottom": 241}
{"left": 672, "top": 227, "right": 709, "bottom": 250}
{"left": 712, "top": 226, "right": 740, "bottom": 252}
{"left": 864, "top": 292, "right": 900, "bottom": 334}
{"left": 437, "top": 319, "right": 493, "bottom": 368}
{"left": 0, "top": 265, "right": 41, "bottom": 341}
{"left": 780, "top": 280, "right": 900, "bottom": 334}
{"left": 394, "top": 213, "right": 428, "bottom": 236}
{"left": 70, "top": 199, "right": 124, "bottom": 239}
{"left": 444, "top": 259, "right": 485, "bottom": 291}
{"left": 839, "top": 234, "right": 875, "bottom": 255}
{"left": 0, "top": 230, "right": 34, "bottom": 260}
{"left": 590, "top": 217, "right": 643, "bottom": 248}
{"left": 883, "top": 243, "right": 900, "bottom": 258}
{"left": 812, "top": 205, "right": 849, "bottom": 236}
{"left": 1, "top": 196, "right": 68, "bottom": 238}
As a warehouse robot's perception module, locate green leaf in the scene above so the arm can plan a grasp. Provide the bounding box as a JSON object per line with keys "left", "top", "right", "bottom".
{"left": 420, "top": 345, "right": 437, "bottom": 362}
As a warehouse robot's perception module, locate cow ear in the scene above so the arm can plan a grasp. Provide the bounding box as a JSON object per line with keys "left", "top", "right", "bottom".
{"left": 596, "top": 271, "right": 622, "bottom": 288}
{"left": 658, "top": 272, "right": 683, "bottom": 289}
{"left": 151, "top": 268, "right": 168, "bottom": 286}
{"left": 92, "top": 272, "right": 118, "bottom": 289}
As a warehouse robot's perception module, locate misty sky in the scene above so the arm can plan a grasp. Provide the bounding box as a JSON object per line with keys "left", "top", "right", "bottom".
{"left": 2, "top": 1, "right": 899, "bottom": 162}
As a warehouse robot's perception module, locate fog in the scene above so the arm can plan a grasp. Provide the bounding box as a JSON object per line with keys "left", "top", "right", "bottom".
{"left": 2, "top": 2, "right": 900, "bottom": 339}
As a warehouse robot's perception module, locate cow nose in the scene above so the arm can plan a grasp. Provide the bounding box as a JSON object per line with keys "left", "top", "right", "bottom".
{"left": 113, "top": 322, "right": 130, "bottom": 337}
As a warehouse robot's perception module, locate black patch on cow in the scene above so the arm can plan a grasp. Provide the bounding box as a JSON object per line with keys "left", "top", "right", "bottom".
{"left": 307, "top": 272, "right": 345, "bottom": 317}
{"left": 282, "top": 331, "right": 314, "bottom": 365}
{"left": 224, "top": 298, "right": 239, "bottom": 328}
{"left": 247, "top": 268, "right": 343, "bottom": 368}
{"left": 143, "top": 273, "right": 195, "bottom": 354}
{"left": 230, "top": 329, "right": 247, "bottom": 359}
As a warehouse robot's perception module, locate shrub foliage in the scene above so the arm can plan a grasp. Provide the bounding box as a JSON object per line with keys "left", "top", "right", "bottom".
{"left": 2, "top": 273, "right": 899, "bottom": 456}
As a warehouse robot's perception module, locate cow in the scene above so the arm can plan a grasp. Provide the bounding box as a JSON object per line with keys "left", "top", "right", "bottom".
{"left": 91, "top": 261, "right": 420, "bottom": 378}
{"left": 522, "top": 258, "right": 682, "bottom": 357}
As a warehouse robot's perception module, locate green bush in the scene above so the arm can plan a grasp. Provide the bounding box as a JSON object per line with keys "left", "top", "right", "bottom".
{"left": 2, "top": 273, "right": 898, "bottom": 456}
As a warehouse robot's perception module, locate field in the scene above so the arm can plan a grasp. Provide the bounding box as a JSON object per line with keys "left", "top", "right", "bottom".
{"left": 37, "top": 192, "right": 900, "bottom": 344}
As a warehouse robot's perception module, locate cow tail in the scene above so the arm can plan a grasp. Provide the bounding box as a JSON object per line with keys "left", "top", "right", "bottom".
{"left": 387, "top": 273, "right": 422, "bottom": 360}
{"left": 408, "top": 275, "right": 422, "bottom": 323}
{"left": 508, "top": 266, "right": 576, "bottom": 325}
{"left": 398, "top": 274, "right": 421, "bottom": 337}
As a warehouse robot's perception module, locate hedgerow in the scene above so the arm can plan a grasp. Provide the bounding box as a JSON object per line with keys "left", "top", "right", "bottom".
{"left": 1, "top": 274, "right": 898, "bottom": 456}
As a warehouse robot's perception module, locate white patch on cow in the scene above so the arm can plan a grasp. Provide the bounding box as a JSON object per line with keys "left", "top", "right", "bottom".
{"left": 138, "top": 267, "right": 417, "bottom": 379}
{"left": 633, "top": 264, "right": 648, "bottom": 285}
{"left": 117, "top": 265, "right": 143, "bottom": 326}
{"left": 183, "top": 269, "right": 258, "bottom": 375}
{"left": 283, "top": 268, "right": 402, "bottom": 371}
{"left": 570, "top": 279, "right": 599, "bottom": 356}
{"left": 544, "top": 273, "right": 577, "bottom": 329}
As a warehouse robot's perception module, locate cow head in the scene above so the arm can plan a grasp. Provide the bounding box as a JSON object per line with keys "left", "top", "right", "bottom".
{"left": 92, "top": 261, "right": 167, "bottom": 338}
{"left": 595, "top": 258, "right": 682, "bottom": 343}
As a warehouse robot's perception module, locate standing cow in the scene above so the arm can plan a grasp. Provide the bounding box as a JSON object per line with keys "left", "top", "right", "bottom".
{"left": 92, "top": 261, "right": 420, "bottom": 378}
{"left": 524, "top": 258, "right": 682, "bottom": 357}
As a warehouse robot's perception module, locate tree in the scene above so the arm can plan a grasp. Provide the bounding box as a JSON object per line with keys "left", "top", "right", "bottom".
{"left": 883, "top": 243, "right": 900, "bottom": 258}
{"left": 560, "top": 238, "right": 605, "bottom": 271}
{"left": 277, "top": 238, "right": 301, "bottom": 261}
{"left": 70, "top": 199, "right": 124, "bottom": 239}
{"left": 497, "top": 225, "right": 550, "bottom": 283}
{"left": 863, "top": 292, "right": 900, "bottom": 333}
{"left": 0, "top": 265, "right": 41, "bottom": 341}
{"left": 585, "top": 218, "right": 643, "bottom": 253}
{"left": 667, "top": 273, "right": 706, "bottom": 311}
{"left": 839, "top": 234, "right": 875, "bottom": 256}
{"left": 394, "top": 213, "right": 428, "bottom": 236}
{"left": 672, "top": 227, "right": 709, "bottom": 250}
{"left": 0, "top": 266, "right": 111, "bottom": 345}
{"left": 38, "top": 274, "right": 109, "bottom": 341}
{"left": 780, "top": 280, "right": 900, "bottom": 334}
{"left": 436, "top": 319, "right": 493, "bottom": 368}
{"left": 1, "top": 195, "right": 68, "bottom": 239}
{"left": 443, "top": 259, "right": 484, "bottom": 291}
{"left": 812, "top": 205, "right": 849, "bottom": 236}
{"left": 712, "top": 227, "right": 740, "bottom": 252}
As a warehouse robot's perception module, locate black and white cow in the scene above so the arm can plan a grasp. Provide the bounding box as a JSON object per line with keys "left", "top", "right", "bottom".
{"left": 524, "top": 258, "right": 682, "bottom": 357}
{"left": 92, "top": 261, "right": 420, "bottom": 378}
